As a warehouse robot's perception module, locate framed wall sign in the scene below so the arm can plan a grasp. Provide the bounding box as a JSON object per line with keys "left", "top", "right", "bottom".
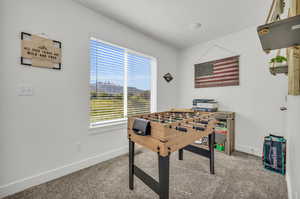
{"left": 21, "top": 32, "right": 62, "bottom": 70}
{"left": 194, "top": 56, "right": 240, "bottom": 88}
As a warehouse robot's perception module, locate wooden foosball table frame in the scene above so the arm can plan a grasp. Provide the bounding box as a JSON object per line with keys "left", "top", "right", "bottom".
{"left": 127, "top": 110, "right": 218, "bottom": 199}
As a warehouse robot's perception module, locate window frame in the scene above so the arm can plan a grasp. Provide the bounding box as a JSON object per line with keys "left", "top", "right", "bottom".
{"left": 89, "top": 37, "right": 157, "bottom": 129}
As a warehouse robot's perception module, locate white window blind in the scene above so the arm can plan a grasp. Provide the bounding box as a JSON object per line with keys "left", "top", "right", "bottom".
{"left": 90, "top": 38, "right": 153, "bottom": 125}
{"left": 127, "top": 53, "right": 151, "bottom": 117}
{"left": 90, "top": 39, "right": 125, "bottom": 123}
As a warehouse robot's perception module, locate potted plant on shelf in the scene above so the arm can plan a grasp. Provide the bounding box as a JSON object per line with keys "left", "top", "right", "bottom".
{"left": 269, "top": 55, "right": 288, "bottom": 75}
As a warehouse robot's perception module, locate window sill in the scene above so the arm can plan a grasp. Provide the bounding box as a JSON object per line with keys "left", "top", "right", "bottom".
{"left": 88, "top": 119, "right": 127, "bottom": 135}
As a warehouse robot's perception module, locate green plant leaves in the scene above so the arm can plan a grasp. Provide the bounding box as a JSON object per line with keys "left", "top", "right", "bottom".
{"left": 270, "top": 56, "right": 288, "bottom": 63}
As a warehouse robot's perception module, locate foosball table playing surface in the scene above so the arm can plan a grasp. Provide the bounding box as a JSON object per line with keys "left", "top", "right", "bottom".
{"left": 127, "top": 109, "right": 218, "bottom": 199}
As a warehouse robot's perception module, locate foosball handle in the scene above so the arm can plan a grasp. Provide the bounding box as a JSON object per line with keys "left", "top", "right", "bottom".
{"left": 175, "top": 127, "right": 187, "bottom": 132}
{"left": 193, "top": 126, "right": 205, "bottom": 131}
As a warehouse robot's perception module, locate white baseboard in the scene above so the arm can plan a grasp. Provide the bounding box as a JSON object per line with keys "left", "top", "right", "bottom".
{"left": 235, "top": 145, "right": 261, "bottom": 157}
{"left": 0, "top": 146, "right": 128, "bottom": 198}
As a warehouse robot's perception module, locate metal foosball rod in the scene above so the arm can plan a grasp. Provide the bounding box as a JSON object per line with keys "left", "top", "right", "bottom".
{"left": 173, "top": 121, "right": 209, "bottom": 132}
{"left": 183, "top": 123, "right": 206, "bottom": 131}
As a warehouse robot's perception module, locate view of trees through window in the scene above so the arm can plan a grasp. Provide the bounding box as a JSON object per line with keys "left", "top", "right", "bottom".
{"left": 90, "top": 38, "right": 151, "bottom": 124}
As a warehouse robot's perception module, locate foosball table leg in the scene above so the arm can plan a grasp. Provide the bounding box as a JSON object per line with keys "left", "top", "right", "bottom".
{"left": 208, "top": 132, "right": 215, "bottom": 174}
{"left": 178, "top": 149, "right": 183, "bottom": 160}
{"left": 158, "top": 154, "right": 170, "bottom": 199}
{"left": 129, "top": 140, "right": 135, "bottom": 190}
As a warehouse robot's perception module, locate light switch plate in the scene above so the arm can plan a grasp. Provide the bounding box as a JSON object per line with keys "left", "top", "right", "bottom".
{"left": 18, "top": 84, "right": 34, "bottom": 96}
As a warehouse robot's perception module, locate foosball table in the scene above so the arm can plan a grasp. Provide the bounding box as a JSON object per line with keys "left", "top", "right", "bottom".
{"left": 127, "top": 109, "right": 218, "bottom": 199}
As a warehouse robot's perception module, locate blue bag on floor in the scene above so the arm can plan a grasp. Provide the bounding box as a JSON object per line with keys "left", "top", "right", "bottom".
{"left": 262, "top": 134, "right": 286, "bottom": 175}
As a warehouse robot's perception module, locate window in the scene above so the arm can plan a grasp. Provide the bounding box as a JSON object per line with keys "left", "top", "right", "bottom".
{"left": 89, "top": 37, "right": 156, "bottom": 126}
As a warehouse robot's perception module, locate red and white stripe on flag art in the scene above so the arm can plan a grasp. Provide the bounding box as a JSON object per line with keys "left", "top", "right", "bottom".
{"left": 194, "top": 56, "right": 240, "bottom": 88}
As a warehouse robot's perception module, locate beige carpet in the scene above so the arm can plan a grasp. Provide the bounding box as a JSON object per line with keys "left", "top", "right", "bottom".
{"left": 4, "top": 149, "right": 287, "bottom": 199}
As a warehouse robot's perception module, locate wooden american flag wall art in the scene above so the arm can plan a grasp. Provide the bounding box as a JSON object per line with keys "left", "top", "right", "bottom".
{"left": 194, "top": 55, "right": 240, "bottom": 88}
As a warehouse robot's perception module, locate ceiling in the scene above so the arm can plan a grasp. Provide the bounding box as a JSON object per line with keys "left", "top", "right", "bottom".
{"left": 74, "top": 0, "right": 271, "bottom": 49}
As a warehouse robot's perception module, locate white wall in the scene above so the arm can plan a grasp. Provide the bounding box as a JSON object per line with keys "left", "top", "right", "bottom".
{"left": 286, "top": 96, "right": 300, "bottom": 199}
{"left": 177, "top": 26, "right": 288, "bottom": 156}
{"left": 0, "top": 0, "right": 178, "bottom": 197}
